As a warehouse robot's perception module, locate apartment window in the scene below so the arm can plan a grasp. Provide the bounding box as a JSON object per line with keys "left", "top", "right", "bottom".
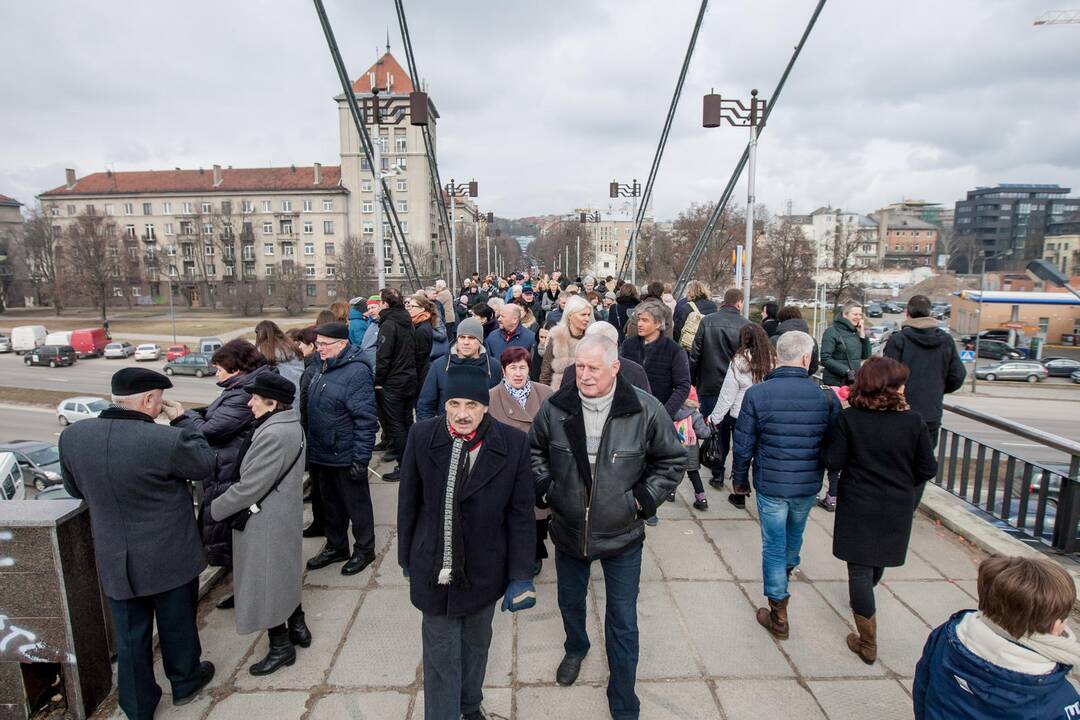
{"left": 205, "top": 245, "right": 215, "bottom": 256}
{"left": 166, "top": 245, "right": 177, "bottom": 257}
{"left": 221, "top": 201, "right": 231, "bottom": 215}
{"left": 395, "top": 136, "right": 407, "bottom": 153}
{"left": 323, "top": 199, "right": 334, "bottom": 211}
{"left": 361, "top": 158, "right": 371, "bottom": 171}
{"left": 303, "top": 221, "right": 313, "bottom": 234}
{"left": 242, "top": 245, "right": 255, "bottom": 260}
{"left": 264, "top": 243, "right": 274, "bottom": 256}
{"left": 327, "top": 285, "right": 337, "bottom": 297}
{"left": 401, "top": 221, "right": 409, "bottom": 235}
{"left": 162, "top": 201, "right": 172, "bottom": 214}
{"left": 306, "top": 284, "right": 318, "bottom": 298}
{"left": 305, "top": 264, "right": 316, "bottom": 277}
{"left": 122, "top": 203, "right": 133, "bottom": 215}
{"left": 304, "top": 242, "right": 315, "bottom": 256}
{"left": 206, "top": 264, "right": 217, "bottom": 276}
{"left": 1038, "top": 317, "right": 1050, "bottom": 335}
{"left": 124, "top": 224, "right": 136, "bottom": 239}
{"left": 361, "top": 178, "right": 373, "bottom": 192}
{"left": 262, "top": 200, "right": 272, "bottom": 212}
{"left": 362, "top": 222, "right": 374, "bottom": 235}
{"left": 201, "top": 202, "right": 211, "bottom": 214}
{"left": 182, "top": 202, "right": 193, "bottom": 214}
{"left": 51, "top": 206, "right": 61, "bottom": 217}
{"left": 242, "top": 200, "right": 253, "bottom": 213}
{"left": 202, "top": 222, "right": 213, "bottom": 236}
{"left": 265, "top": 264, "right": 275, "bottom": 277}
{"left": 282, "top": 243, "right": 295, "bottom": 257}
{"left": 381, "top": 157, "right": 390, "bottom": 171}
{"left": 396, "top": 199, "right": 408, "bottom": 213}
{"left": 394, "top": 157, "right": 407, "bottom": 171}
{"left": 141, "top": 202, "right": 152, "bottom": 215}
{"left": 280, "top": 220, "right": 293, "bottom": 234}
{"left": 266, "top": 283, "right": 275, "bottom": 296}
{"left": 326, "top": 265, "right": 336, "bottom": 277}
{"left": 396, "top": 179, "right": 407, "bottom": 192}
{"left": 303, "top": 199, "right": 312, "bottom": 212}
{"left": 144, "top": 224, "right": 156, "bottom": 239}
{"left": 164, "top": 222, "right": 174, "bottom": 235}
{"left": 324, "top": 242, "right": 336, "bottom": 256}
{"left": 282, "top": 200, "right": 292, "bottom": 212}
{"left": 224, "top": 264, "right": 235, "bottom": 277}
{"left": 262, "top": 221, "right": 273, "bottom": 235}
{"left": 323, "top": 220, "right": 334, "bottom": 235}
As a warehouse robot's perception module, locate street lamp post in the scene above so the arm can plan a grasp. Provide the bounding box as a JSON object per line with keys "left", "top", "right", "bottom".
{"left": 610, "top": 181, "right": 641, "bottom": 285}
{"left": 579, "top": 211, "right": 601, "bottom": 280}
{"left": 971, "top": 250, "right": 1013, "bottom": 393}
{"left": 703, "top": 88, "right": 767, "bottom": 319}
{"left": 445, "top": 179, "right": 478, "bottom": 292}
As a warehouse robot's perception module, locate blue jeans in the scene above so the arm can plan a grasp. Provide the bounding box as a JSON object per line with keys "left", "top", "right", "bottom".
{"left": 556, "top": 543, "right": 642, "bottom": 720}
{"left": 756, "top": 493, "right": 816, "bottom": 601}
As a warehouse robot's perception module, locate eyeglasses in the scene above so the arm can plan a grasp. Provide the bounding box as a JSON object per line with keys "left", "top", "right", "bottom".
{"left": 315, "top": 339, "right": 346, "bottom": 348}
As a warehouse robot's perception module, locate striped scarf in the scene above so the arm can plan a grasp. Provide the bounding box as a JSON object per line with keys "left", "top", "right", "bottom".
{"left": 435, "top": 415, "right": 489, "bottom": 586}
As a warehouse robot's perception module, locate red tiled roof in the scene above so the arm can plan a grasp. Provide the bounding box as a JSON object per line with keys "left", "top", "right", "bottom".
{"left": 40, "top": 166, "right": 343, "bottom": 197}
{"left": 0, "top": 194, "right": 21, "bottom": 206}
{"left": 351, "top": 52, "right": 415, "bottom": 94}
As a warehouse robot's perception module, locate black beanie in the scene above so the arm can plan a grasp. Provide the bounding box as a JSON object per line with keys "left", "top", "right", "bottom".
{"left": 444, "top": 364, "right": 489, "bottom": 405}
{"left": 251, "top": 372, "right": 296, "bottom": 406}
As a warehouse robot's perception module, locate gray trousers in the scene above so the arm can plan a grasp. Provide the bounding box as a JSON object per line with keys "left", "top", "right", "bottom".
{"left": 421, "top": 601, "right": 497, "bottom": 720}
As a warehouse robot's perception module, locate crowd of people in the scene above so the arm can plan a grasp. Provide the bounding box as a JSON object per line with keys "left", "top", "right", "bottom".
{"left": 56, "top": 268, "right": 1080, "bottom": 720}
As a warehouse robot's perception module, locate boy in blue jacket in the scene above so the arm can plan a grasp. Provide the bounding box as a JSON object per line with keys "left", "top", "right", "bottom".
{"left": 914, "top": 554, "right": 1080, "bottom": 719}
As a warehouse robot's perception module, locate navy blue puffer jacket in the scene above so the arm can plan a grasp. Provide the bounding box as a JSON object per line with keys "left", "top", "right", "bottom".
{"left": 732, "top": 366, "right": 840, "bottom": 497}
{"left": 306, "top": 343, "right": 379, "bottom": 467}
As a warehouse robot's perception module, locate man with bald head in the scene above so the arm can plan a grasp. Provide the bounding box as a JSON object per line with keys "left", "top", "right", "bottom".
{"left": 530, "top": 335, "right": 686, "bottom": 720}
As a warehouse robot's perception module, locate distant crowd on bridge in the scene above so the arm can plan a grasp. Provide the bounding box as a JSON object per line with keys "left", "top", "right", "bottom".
{"left": 58, "top": 267, "right": 1080, "bottom": 720}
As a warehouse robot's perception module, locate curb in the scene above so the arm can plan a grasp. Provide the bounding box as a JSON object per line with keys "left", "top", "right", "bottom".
{"left": 919, "top": 483, "right": 1080, "bottom": 612}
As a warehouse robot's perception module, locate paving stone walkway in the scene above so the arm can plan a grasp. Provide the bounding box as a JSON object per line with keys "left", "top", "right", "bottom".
{"left": 95, "top": 460, "right": 989, "bottom": 720}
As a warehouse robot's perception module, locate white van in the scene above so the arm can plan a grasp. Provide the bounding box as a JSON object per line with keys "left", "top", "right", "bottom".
{"left": 44, "top": 331, "right": 73, "bottom": 347}
{"left": 0, "top": 452, "right": 24, "bottom": 501}
{"left": 11, "top": 325, "right": 48, "bottom": 355}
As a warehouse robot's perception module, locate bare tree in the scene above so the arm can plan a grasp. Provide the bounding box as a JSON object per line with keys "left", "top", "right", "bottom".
{"left": 337, "top": 234, "right": 376, "bottom": 298}
{"left": 273, "top": 260, "right": 306, "bottom": 316}
{"left": 830, "top": 212, "right": 865, "bottom": 310}
{"left": 756, "top": 217, "right": 814, "bottom": 305}
{"left": 65, "top": 212, "right": 124, "bottom": 323}
{"left": 18, "top": 206, "right": 66, "bottom": 313}
{"left": 945, "top": 232, "right": 978, "bottom": 274}
{"left": 671, "top": 202, "right": 744, "bottom": 292}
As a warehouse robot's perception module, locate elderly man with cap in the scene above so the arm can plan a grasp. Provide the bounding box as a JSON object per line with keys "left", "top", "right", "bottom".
{"left": 209, "top": 372, "right": 310, "bottom": 676}
{"left": 59, "top": 368, "right": 217, "bottom": 719}
{"left": 304, "top": 320, "right": 380, "bottom": 576}
{"left": 416, "top": 317, "right": 503, "bottom": 422}
{"left": 399, "top": 364, "right": 537, "bottom": 720}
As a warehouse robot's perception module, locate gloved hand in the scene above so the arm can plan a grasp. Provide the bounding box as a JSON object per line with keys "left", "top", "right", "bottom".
{"left": 501, "top": 579, "right": 536, "bottom": 613}
{"left": 160, "top": 399, "right": 184, "bottom": 421}
{"left": 349, "top": 460, "right": 369, "bottom": 482}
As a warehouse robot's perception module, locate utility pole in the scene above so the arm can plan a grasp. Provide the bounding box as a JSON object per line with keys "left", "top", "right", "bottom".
{"left": 371, "top": 87, "right": 387, "bottom": 289}
{"left": 445, "top": 179, "right": 478, "bottom": 291}
{"left": 610, "top": 180, "right": 642, "bottom": 285}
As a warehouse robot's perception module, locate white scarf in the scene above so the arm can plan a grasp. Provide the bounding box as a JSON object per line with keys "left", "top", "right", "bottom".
{"left": 956, "top": 611, "right": 1080, "bottom": 676}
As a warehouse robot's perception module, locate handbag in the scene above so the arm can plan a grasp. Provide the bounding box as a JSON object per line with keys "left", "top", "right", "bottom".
{"left": 226, "top": 442, "right": 305, "bottom": 532}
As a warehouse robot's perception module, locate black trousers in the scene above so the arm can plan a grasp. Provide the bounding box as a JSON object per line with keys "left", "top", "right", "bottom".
{"left": 108, "top": 578, "right": 202, "bottom": 720}
{"left": 307, "top": 466, "right": 326, "bottom": 530}
{"left": 847, "top": 563, "right": 885, "bottom": 617}
{"left": 421, "top": 602, "right": 497, "bottom": 720}
{"left": 379, "top": 386, "right": 415, "bottom": 460}
{"left": 912, "top": 420, "right": 940, "bottom": 510}
{"left": 313, "top": 462, "right": 375, "bottom": 556}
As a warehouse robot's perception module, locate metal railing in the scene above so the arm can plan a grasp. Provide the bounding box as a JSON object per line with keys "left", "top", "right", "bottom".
{"left": 938, "top": 400, "right": 1080, "bottom": 554}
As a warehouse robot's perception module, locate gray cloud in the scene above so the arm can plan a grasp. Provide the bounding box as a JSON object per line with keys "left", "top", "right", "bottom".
{"left": 1, "top": 0, "right": 1078, "bottom": 221}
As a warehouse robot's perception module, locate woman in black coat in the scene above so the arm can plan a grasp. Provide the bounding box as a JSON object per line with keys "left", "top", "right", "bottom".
{"left": 824, "top": 356, "right": 937, "bottom": 665}
{"left": 175, "top": 340, "right": 272, "bottom": 575}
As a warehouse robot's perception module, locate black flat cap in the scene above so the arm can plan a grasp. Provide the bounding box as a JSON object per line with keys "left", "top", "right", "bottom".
{"left": 251, "top": 372, "right": 296, "bottom": 405}
{"left": 314, "top": 321, "right": 349, "bottom": 340}
{"left": 111, "top": 367, "right": 173, "bottom": 396}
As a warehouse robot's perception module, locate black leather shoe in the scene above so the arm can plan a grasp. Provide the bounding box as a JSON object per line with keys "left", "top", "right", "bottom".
{"left": 727, "top": 493, "right": 746, "bottom": 510}
{"left": 288, "top": 610, "right": 312, "bottom": 648}
{"left": 532, "top": 559, "right": 543, "bottom": 577}
{"left": 306, "top": 546, "right": 349, "bottom": 570}
{"left": 173, "top": 661, "right": 214, "bottom": 706}
{"left": 215, "top": 594, "right": 234, "bottom": 610}
{"left": 556, "top": 653, "right": 585, "bottom": 686}
{"left": 341, "top": 551, "right": 376, "bottom": 576}
{"left": 301, "top": 524, "right": 325, "bottom": 538}
{"left": 383, "top": 467, "right": 401, "bottom": 482}
{"left": 462, "top": 709, "right": 488, "bottom": 720}
{"left": 249, "top": 632, "right": 296, "bottom": 676}
{"left": 708, "top": 477, "right": 725, "bottom": 490}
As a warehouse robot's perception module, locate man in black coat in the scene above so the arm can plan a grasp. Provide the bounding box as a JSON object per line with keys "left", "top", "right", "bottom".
{"left": 60, "top": 368, "right": 217, "bottom": 720}
{"left": 375, "top": 286, "right": 417, "bottom": 481}
{"left": 398, "top": 364, "right": 536, "bottom": 720}
{"left": 884, "top": 294, "right": 965, "bottom": 449}
{"left": 689, "top": 287, "right": 751, "bottom": 485}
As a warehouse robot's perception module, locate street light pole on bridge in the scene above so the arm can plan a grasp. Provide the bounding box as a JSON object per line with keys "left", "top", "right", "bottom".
{"left": 610, "top": 180, "right": 641, "bottom": 286}
{"left": 445, "top": 179, "right": 478, "bottom": 291}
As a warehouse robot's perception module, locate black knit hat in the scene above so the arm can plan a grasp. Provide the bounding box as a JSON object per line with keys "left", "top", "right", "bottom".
{"left": 251, "top": 372, "right": 296, "bottom": 405}
{"left": 314, "top": 321, "right": 349, "bottom": 340}
{"left": 111, "top": 367, "right": 173, "bottom": 396}
{"left": 444, "top": 364, "right": 489, "bottom": 405}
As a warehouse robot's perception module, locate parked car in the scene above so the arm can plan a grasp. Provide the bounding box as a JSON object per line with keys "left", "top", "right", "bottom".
{"left": 24, "top": 345, "right": 77, "bottom": 368}
{"left": 972, "top": 339, "right": 1025, "bottom": 360}
{"left": 198, "top": 337, "right": 223, "bottom": 355}
{"left": 0, "top": 441, "right": 63, "bottom": 491}
{"left": 0, "top": 335, "right": 10, "bottom": 353}
{"left": 166, "top": 344, "right": 191, "bottom": 361}
{"left": 0, "top": 452, "right": 24, "bottom": 501}
{"left": 163, "top": 353, "right": 216, "bottom": 378}
{"left": 931, "top": 303, "right": 951, "bottom": 319}
{"left": 962, "top": 329, "right": 1017, "bottom": 347}
{"left": 1072, "top": 369, "right": 1080, "bottom": 384}
{"left": 103, "top": 342, "right": 136, "bottom": 359}
{"left": 867, "top": 324, "right": 896, "bottom": 344}
{"left": 44, "top": 331, "right": 72, "bottom": 347}
{"left": 865, "top": 303, "right": 883, "bottom": 318}
{"left": 70, "top": 327, "right": 111, "bottom": 358}
{"left": 134, "top": 344, "right": 161, "bottom": 361}
{"left": 880, "top": 301, "right": 902, "bottom": 314}
{"left": 11, "top": 325, "right": 48, "bottom": 355}
{"left": 33, "top": 484, "right": 75, "bottom": 501}
{"left": 974, "top": 361, "right": 1048, "bottom": 383}
{"left": 1039, "top": 357, "right": 1080, "bottom": 378}
{"left": 57, "top": 396, "right": 110, "bottom": 426}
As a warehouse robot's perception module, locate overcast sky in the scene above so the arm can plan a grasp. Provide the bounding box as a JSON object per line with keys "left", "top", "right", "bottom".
{"left": 2, "top": 0, "right": 1078, "bottom": 221}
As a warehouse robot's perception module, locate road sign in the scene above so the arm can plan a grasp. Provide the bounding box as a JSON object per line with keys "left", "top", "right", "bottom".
{"left": 960, "top": 350, "right": 975, "bottom": 362}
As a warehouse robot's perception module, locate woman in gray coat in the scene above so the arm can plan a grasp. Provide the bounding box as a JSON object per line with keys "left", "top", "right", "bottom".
{"left": 210, "top": 373, "right": 310, "bottom": 676}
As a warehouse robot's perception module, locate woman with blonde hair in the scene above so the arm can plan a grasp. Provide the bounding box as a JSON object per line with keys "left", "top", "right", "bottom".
{"left": 328, "top": 301, "right": 350, "bottom": 323}
{"left": 540, "top": 294, "right": 593, "bottom": 388}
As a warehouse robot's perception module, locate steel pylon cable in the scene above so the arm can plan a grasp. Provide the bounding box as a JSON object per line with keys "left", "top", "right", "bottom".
{"left": 617, "top": 0, "right": 710, "bottom": 282}
{"left": 393, "top": 0, "right": 456, "bottom": 280}
{"left": 313, "top": 0, "right": 422, "bottom": 291}
{"left": 674, "top": 0, "right": 827, "bottom": 297}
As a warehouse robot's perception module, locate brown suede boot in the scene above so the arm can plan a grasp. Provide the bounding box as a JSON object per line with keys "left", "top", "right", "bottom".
{"left": 846, "top": 613, "right": 877, "bottom": 664}
{"left": 756, "top": 597, "right": 789, "bottom": 639}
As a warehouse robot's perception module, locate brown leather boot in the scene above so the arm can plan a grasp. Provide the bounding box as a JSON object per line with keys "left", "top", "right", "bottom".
{"left": 846, "top": 613, "right": 877, "bottom": 664}
{"left": 756, "top": 597, "right": 789, "bottom": 639}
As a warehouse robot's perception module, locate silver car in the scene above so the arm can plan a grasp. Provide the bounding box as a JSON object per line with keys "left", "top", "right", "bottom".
{"left": 975, "top": 361, "right": 1048, "bottom": 383}
{"left": 0, "top": 335, "right": 10, "bottom": 353}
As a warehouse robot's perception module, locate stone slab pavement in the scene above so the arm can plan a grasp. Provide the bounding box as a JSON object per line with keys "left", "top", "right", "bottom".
{"left": 93, "top": 459, "right": 991, "bottom": 720}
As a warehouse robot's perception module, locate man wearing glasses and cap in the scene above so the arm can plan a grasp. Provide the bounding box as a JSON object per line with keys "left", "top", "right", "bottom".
{"left": 304, "top": 321, "right": 380, "bottom": 576}
{"left": 60, "top": 367, "right": 217, "bottom": 719}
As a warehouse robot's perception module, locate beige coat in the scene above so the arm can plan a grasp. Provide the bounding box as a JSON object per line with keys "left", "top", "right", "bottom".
{"left": 487, "top": 380, "right": 553, "bottom": 520}
{"left": 539, "top": 325, "right": 583, "bottom": 388}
